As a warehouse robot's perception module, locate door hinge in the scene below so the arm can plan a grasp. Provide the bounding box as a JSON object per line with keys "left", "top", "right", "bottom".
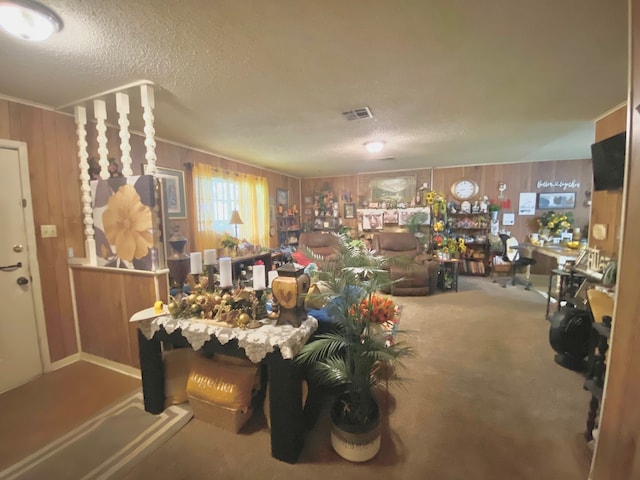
{"left": 22, "top": 199, "right": 27, "bottom": 208}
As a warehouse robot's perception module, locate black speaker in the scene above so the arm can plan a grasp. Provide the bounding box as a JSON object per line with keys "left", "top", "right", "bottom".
{"left": 549, "top": 307, "right": 592, "bottom": 371}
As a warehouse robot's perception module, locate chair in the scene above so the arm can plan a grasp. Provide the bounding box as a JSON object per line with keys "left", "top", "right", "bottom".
{"left": 371, "top": 232, "right": 439, "bottom": 296}
{"left": 298, "top": 231, "right": 340, "bottom": 260}
{"left": 498, "top": 233, "right": 536, "bottom": 290}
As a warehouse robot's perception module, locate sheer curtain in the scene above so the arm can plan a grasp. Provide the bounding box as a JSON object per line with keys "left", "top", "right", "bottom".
{"left": 192, "top": 162, "right": 269, "bottom": 251}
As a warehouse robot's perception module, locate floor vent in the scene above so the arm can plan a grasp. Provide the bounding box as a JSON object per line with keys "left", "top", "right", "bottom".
{"left": 341, "top": 107, "right": 373, "bottom": 121}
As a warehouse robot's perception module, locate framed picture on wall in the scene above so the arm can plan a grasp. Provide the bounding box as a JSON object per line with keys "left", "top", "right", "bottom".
{"left": 144, "top": 166, "right": 187, "bottom": 219}
{"left": 277, "top": 188, "right": 289, "bottom": 208}
{"left": 343, "top": 202, "right": 356, "bottom": 219}
{"left": 368, "top": 175, "right": 417, "bottom": 204}
{"left": 538, "top": 192, "right": 576, "bottom": 209}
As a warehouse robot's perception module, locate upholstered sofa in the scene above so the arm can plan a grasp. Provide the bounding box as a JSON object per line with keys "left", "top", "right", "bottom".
{"left": 298, "top": 231, "right": 340, "bottom": 260}
{"left": 372, "top": 232, "right": 440, "bottom": 296}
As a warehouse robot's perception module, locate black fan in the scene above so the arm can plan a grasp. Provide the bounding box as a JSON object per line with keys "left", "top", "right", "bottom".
{"left": 549, "top": 307, "right": 592, "bottom": 371}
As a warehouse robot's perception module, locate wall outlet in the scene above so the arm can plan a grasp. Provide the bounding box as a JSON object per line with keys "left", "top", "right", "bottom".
{"left": 41, "top": 224, "right": 57, "bottom": 238}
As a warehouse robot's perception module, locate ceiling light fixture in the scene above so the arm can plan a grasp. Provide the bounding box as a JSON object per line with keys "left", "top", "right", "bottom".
{"left": 0, "top": 0, "right": 62, "bottom": 41}
{"left": 364, "top": 140, "right": 385, "bottom": 153}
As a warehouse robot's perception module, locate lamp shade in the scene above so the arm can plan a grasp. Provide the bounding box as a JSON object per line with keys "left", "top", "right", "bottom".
{"left": 229, "top": 210, "right": 244, "bottom": 225}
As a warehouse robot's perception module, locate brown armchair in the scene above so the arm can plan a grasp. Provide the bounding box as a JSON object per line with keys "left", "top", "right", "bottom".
{"left": 298, "top": 231, "right": 340, "bottom": 260}
{"left": 372, "top": 232, "right": 439, "bottom": 296}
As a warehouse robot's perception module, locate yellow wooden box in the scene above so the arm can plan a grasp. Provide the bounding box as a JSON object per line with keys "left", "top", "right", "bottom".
{"left": 186, "top": 354, "right": 259, "bottom": 433}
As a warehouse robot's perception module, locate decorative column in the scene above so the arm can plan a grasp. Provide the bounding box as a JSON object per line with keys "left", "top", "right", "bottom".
{"left": 75, "top": 106, "right": 97, "bottom": 265}
{"left": 140, "top": 84, "right": 157, "bottom": 176}
{"left": 116, "top": 92, "right": 133, "bottom": 177}
{"left": 94, "top": 99, "right": 110, "bottom": 180}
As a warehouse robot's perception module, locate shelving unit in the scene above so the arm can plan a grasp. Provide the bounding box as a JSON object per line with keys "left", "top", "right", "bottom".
{"left": 312, "top": 215, "right": 341, "bottom": 232}
{"left": 448, "top": 213, "right": 491, "bottom": 276}
{"left": 277, "top": 215, "right": 300, "bottom": 246}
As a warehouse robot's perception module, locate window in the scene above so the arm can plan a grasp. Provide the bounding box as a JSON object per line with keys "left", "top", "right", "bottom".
{"left": 192, "top": 162, "right": 269, "bottom": 251}
{"left": 194, "top": 176, "right": 239, "bottom": 234}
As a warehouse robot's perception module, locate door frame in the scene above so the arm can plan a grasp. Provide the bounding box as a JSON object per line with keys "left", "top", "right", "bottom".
{"left": 1, "top": 139, "right": 50, "bottom": 372}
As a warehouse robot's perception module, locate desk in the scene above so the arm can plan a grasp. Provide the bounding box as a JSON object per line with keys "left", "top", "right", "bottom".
{"left": 131, "top": 313, "right": 317, "bottom": 463}
{"left": 523, "top": 244, "right": 581, "bottom": 273}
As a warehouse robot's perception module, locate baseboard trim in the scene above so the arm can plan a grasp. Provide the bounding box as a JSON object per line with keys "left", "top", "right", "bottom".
{"left": 80, "top": 353, "right": 141, "bottom": 379}
{"left": 49, "top": 353, "right": 81, "bottom": 371}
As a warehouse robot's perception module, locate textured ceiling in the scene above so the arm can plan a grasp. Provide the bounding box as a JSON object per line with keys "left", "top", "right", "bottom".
{"left": 0, "top": 0, "right": 628, "bottom": 177}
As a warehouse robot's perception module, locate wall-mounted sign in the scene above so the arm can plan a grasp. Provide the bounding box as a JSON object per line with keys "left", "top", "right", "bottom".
{"left": 536, "top": 180, "right": 580, "bottom": 190}
{"left": 518, "top": 192, "right": 537, "bottom": 215}
{"left": 503, "top": 213, "right": 515, "bottom": 226}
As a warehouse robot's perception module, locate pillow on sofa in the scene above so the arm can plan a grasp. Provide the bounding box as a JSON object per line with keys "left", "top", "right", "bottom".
{"left": 291, "top": 250, "right": 313, "bottom": 267}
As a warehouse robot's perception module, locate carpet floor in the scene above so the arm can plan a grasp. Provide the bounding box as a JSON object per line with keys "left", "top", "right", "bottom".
{"left": 0, "top": 275, "right": 593, "bottom": 480}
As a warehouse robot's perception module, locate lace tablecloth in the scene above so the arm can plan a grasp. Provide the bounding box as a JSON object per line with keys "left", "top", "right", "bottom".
{"left": 133, "top": 314, "right": 318, "bottom": 363}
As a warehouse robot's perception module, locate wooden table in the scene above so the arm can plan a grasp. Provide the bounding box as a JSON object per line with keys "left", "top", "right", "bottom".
{"left": 131, "top": 312, "right": 318, "bottom": 464}
{"left": 587, "top": 289, "right": 614, "bottom": 323}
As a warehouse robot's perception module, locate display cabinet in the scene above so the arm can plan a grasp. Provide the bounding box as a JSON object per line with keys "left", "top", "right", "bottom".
{"left": 277, "top": 215, "right": 300, "bottom": 246}
{"left": 448, "top": 213, "right": 491, "bottom": 276}
{"left": 312, "top": 215, "right": 341, "bottom": 232}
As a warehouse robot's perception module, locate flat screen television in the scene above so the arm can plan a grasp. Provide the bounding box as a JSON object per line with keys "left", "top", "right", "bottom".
{"left": 591, "top": 132, "right": 626, "bottom": 191}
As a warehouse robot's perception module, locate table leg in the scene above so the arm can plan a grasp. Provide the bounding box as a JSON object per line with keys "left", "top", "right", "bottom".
{"left": 137, "top": 329, "right": 165, "bottom": 414}
{"left": 267, "top": 352, "right": 304, "bottom": 463}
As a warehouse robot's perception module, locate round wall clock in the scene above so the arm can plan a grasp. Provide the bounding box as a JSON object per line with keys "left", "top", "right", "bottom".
{"left": 451, "top": 178, "right": 479, "bottom": 201}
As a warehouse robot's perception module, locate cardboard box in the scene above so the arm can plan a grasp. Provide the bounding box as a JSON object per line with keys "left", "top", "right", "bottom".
{"left": 188, "top": 394, "right": 253, "bottom": 433}
{"left": 186, "top": 355, "right": 259, "bottom": 433}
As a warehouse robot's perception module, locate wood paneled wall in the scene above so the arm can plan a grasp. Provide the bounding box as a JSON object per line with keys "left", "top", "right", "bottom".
{"left": 432, "top": 161, "right": 592, "bottom": 242}
{"left": 71, "top": 267, "right": 168, "bottom": 368}
{"left": 303, "top": 160, "right": 592, "bottom": 243}
{"left": 589, "top": 104, "right": 626, "bottom": 256}
{"left": 0, "top": 98, "right": 298, "bottom": 364}
{"left": 590, "top": 2, "right": 640, "bottom": 478}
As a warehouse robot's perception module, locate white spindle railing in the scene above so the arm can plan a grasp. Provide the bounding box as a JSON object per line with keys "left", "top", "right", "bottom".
{"left": 116, "top": 92, "right": 133, "bottom": 177}
{"left": 74, "top": 83, "right": 162, "bottom": 269}
{"left": 140, "top": 84, "right": 157, "bottom": 176}
{"left": 74, "top": 105, "right": 97, "bottom": 265}
{"left": 94, "top": 99, "right": 110, "bottom": 180}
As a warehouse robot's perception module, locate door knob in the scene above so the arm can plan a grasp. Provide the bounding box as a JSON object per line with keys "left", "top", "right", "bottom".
{"left": 16, "top": 276, "right": 29, "bottom": 286}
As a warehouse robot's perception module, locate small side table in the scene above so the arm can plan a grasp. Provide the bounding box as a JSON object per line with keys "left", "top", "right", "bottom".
{"left": 436, "top": 258, "right": 460, "bottom": 292}
{"left": 546, "top": 268, "right": 587, "bottom": 319}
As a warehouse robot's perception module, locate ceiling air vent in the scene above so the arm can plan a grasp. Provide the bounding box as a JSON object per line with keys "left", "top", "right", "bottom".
{"left": 342, "top": 107, "right": 373, "bottom": 121}
{"left": 378, "top": 156, "right": 396, "bottom": 162}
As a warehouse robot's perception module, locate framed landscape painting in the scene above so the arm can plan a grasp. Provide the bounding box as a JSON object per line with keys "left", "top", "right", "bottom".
{"left": 369, "top": 175, "right": 416, "bottom": 204}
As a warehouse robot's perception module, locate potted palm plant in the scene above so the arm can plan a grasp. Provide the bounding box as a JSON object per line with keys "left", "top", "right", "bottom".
{"left": 296, "top": 235, "right": 414, "bottom": 462}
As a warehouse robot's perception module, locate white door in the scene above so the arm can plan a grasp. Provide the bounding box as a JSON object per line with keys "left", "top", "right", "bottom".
{"left": 0, "top": 146, "right": 43, "bottom": 393}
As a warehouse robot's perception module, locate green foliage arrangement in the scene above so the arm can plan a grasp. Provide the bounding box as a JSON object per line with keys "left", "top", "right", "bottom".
{"left": 296, "top": 234, "right": 414, "bottom": 426}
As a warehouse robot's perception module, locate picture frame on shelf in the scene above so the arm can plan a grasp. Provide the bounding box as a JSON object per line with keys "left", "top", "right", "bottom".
{"left": 313, "top": 218, "right": 324, "bottom": 229}
{"left": 144, "top": 166, "right": 187, "bottom": 219}
{"left": 304, "top": 195, "right": 313, "bottom": 204}
{"left": 538, "top": 192, "right": 576, "bottom": 209}
{"left": 343, "top": 202, "right": 356, "bottom": 219}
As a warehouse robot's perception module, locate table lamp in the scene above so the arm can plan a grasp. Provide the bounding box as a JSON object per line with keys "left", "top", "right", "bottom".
{"left": 229, "top": 209, "right": 243, "bottom": 239}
